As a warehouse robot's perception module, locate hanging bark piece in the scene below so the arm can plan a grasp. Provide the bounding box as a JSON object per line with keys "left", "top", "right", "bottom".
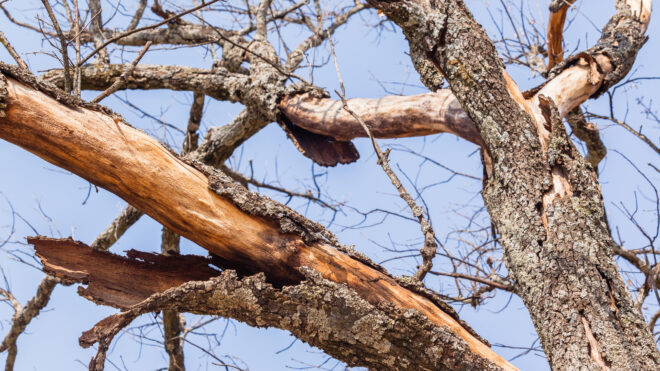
{"left": 31, "top": 237, "right": 220, "bottom": 308}
{"left": 277, "top": 112, "right": 360, "bottom": 167}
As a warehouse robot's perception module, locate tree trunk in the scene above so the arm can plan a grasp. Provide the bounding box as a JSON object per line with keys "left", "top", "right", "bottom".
{"left": 368, "top": 0, "right": 659, "bottom": 369}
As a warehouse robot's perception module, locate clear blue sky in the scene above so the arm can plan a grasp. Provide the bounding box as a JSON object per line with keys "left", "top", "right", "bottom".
{"left": 0, "top": 1, "right": 658, "bottom": 370}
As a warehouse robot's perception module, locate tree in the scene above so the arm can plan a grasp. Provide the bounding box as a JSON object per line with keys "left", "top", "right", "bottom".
{"left": 0, "top": 0, "right": 658, "bottom": 370}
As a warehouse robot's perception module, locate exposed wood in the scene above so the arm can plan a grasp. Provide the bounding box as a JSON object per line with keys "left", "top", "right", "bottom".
{"left": 41, "top": 53, "right": 638, "bottom": 152}
{"left": 279, "top": 91, "right": 484, "bottom": 145}
{"left": 0, "top": 74, "right": 516, "bottom": 370}
{"left": 547, "top": 0, "right": 576, "bottom": 70}
{"left": 33, "top": 237, "right": 218, "bottom": 308}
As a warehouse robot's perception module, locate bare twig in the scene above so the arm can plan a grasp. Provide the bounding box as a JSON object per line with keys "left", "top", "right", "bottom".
{"left": 0, "top": 30, "right": 28, "bottom": 69}
{"left": 220, "top": 164, "right": 339, "bottom": 211}
{"left": 79, "top": 0, "right": 222, "bottom": 67}
{"left": 327, "top": 31, "right": 438, "bottom": 281}
{"left": 91, "top": 41, "right": 152, "bottom": 103}
{"left": 586, "top": 112, "right": 660, "bottom": 156}
{"left": 429, "top": 270, "right": 515, "bottom": 292}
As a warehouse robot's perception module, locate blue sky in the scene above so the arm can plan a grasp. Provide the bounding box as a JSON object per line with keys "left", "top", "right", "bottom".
{"left": 1, "top": 1, "right": 659, "bottom": 370}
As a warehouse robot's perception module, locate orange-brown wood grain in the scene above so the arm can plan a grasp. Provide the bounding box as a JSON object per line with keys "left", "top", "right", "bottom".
{"left": 547, "top": 1, "right": 576, "bottom": 70}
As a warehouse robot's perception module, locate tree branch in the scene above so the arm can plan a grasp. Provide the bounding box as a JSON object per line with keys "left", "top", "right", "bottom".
{"left": 0, "top": 276, "right": 58, "bottom": 371}
{"left": 0, "top": 64, "right": 514, "bottom": 370}
{"left": 31, "top": 237, "right": 507, "bottom": 371}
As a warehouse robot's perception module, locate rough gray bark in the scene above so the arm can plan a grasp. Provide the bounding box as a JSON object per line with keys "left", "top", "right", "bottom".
{"left": 32, "top": 237, "right": 504, "bottom": 371}
{"left": 43, "top": 64, "right": 250, "bottom": 102}
{"left": 367, "top": 0, "right": 660, "bottom": 369}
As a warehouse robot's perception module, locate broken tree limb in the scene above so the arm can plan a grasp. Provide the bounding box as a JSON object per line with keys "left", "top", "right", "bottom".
{"left": 32, "top": 237, "right": 219, "bottom": 308}
{"left": 279, "top": 91, "right": 484, "bottom": 146}
{"left": 0, "top": 66, "right": 515, "bottom": 370}
{"left": 30, "top": 237, "right": 501, "bottom": 370}
{"left": 366, "top": 0, "right": 659, "bottom": 369}
{"left": 547, "top": 0, "right": 576, "bottom": 70}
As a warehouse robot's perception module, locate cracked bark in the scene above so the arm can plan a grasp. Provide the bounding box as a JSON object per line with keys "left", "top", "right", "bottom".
{"left": 367, "top": 0, "right": 660, "bottom": 369}
{"left": 0, "top": 66, "right": 514, "bottom": 370}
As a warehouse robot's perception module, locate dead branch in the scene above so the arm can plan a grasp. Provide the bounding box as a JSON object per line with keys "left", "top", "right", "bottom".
{"left": 0, "top": 31, "right": 27, "bottom": 70}
{"left": 0, "top": 66, "right": 514, "bottom": 370}
{"left": 31, "top": 237, "right": 507, "bottom": 371}
{"left": 328, "top": 32, "right": 437, "bottom": 281}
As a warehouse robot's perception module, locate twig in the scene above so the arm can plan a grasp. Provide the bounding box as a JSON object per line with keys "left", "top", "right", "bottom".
{"left": 91, "top": 41, "right": 152, "bottom": 103}
{"left": 586, "top": 112, "right": 660, "bottom": 156}
{"left": 220, "top": 164, "right": 338, "bottom": 211}
{"left": 78, "top": 0, "right": 221, "bottom": 67}
{"left": 0, "top": 30, "right": 28, "bottom": 69}
{"left": 429, "top": 270, "right": 514, "bottom": 292}
{"left": 327, "top": 31, "right": 438, "bottom": 281}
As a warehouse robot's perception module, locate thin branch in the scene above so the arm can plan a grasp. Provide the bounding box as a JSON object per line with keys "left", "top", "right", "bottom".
{"left": 586, "top": 112, "right": 660, "bottom": 156}
{"left": 429, "top": 270, "right": 515, "bottom": 292}
{"left": 0, "top": 275, "right": 58, "bottom": 371}
{"left": 90, "top": 205, "right": 143, "bottom": 251}
{"left": 78, "top": 0, "right": 222, "bottom": 67}
{"left": 88, "top": 0, "right": 108, "bottom": 63}
{"left": 0, "top": 31, "right": 28, "bottom": 69}
{"left": 91, "top": 41, "right": 152, "bottom": 103}
{"left": 327, "top": 31, "right": 438, "bottom": 281}
{"left": 127, "top": 0, "right": 148, "bottom": 31}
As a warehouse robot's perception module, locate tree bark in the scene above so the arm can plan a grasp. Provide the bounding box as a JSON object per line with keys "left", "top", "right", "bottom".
{"left": 367, "top": 0, "right": 659, "bottom": 369}
{"left": 0, "top": 65, "right": 515, "bottom": 370}
{"left": 31, "top": 237, "right": 499, "bottom": 371}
